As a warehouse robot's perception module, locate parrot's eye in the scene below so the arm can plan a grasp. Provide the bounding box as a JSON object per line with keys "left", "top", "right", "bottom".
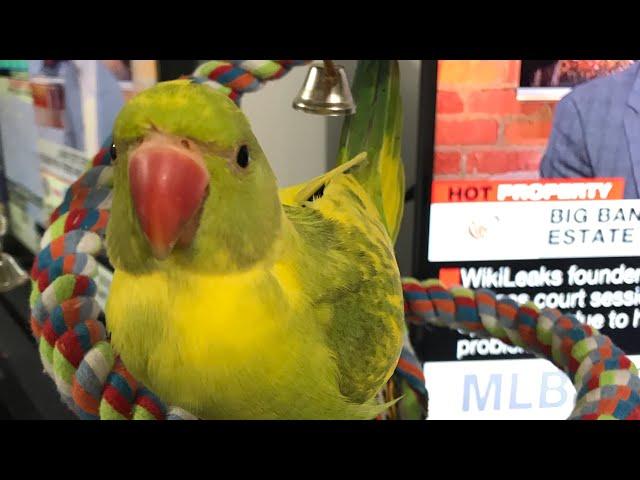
{"left": 110, "top": 143, "right": 117, "bottom": 163}
{"left": 236, "top": 145, "right": 249, "bottom": 168}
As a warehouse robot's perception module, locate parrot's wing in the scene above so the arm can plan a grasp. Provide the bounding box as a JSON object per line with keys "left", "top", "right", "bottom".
{"left": 278, "top": 152, "right": 367, "bottom": 206}
{"left": 283, "top": 172, "right": 404, "bottom": 410}
{"left": 335, "top": 60, "right": 404, "bottom": 244}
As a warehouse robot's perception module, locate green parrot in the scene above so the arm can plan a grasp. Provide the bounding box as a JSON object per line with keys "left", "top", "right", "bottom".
{"left": 104, "top": 61, "right": 406, "bottom": 419}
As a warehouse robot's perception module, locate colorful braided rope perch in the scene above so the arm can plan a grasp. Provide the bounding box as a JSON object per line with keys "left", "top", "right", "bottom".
{"left": 402, "top": 279, "right": 640, "bottom": 419}
{"left": 190, "top": 60, "right": 310, "bottom": 104}
{"left": 28, "top": 60, "right": 640, "bottom": 420}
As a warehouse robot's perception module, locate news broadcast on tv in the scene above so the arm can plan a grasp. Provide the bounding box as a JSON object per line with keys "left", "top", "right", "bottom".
{"left": 420, "top": 60, "right": 640, "bottom": 418}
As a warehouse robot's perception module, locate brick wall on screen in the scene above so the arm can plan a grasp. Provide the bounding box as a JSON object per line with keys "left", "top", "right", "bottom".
{"left": 434, "top": 60, "right": 557, "bottom": 180}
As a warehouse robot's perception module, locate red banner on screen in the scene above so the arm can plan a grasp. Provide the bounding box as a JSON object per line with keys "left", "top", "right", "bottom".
{"left": 431, "top": 178, "right": 625, "bottom": 203}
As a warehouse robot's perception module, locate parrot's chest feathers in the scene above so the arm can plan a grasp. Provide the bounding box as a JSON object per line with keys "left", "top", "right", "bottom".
{"left": 105, "top": 260, "right": 336, "bottom": 417}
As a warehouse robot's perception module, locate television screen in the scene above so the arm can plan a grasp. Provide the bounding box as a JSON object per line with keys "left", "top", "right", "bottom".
{"left": 417, "top": 60, "right": 640, "bottom": 419}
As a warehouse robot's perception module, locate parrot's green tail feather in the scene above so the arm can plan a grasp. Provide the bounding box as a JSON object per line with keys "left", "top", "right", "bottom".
{"left": 337, "top": 60, "right": 404, "bottom": 244}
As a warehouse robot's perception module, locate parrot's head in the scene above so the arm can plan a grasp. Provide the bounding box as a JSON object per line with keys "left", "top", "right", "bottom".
{"left": 106, "top": 80, "right": 282, "bottom": 274}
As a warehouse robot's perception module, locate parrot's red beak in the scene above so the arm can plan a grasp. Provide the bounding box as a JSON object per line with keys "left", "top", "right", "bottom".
{"left": 129, "top": 141, "right": 210, "bottom": 260}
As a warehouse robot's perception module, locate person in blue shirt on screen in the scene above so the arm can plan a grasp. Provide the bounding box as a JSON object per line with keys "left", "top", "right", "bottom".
{"left": 539, "top": 61, "right": 640, "bottom": 199}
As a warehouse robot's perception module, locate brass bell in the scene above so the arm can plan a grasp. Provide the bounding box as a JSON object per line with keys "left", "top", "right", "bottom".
{"left": 0, "top": 212, "right": 28, "bottom": 293}
{"left": 292, "top": 60, "right": 356, "bottom": 116}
